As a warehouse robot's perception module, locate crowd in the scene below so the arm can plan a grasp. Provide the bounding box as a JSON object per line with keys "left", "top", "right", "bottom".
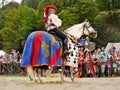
{"left": 0, "top": 45, "right": 120, "bottom": 78}
{"left": 0, "top": 49, "right": 21, "bottom": 63}
{"left": 76, "top": 46, "right": 120, "bottom": 78}
{"left": 0, "top": 49, "right": 25, "bottom": 75}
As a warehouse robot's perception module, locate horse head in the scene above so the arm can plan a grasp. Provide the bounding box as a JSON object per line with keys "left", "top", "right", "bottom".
{"left": 82, "top": 20, "right": 97, "bottom": 38}
{"left": 64, "top": 20, "right": 97, "bottom": 38}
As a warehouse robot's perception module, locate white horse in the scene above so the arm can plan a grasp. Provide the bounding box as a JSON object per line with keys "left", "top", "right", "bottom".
{"left": 60, "top": 20, "right": 97, "bottom": 81}
{"left": 23, "top": 20, "right": 97, "bottom": 83}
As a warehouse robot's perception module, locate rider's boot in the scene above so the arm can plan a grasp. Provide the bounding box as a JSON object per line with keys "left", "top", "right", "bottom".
{"left": 63, "top": 38, "right": 71, "bottom": 54}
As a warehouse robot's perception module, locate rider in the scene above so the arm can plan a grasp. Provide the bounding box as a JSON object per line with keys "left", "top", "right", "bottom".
{"left": 43, "top": 5, "right": 68, "bottom": 53}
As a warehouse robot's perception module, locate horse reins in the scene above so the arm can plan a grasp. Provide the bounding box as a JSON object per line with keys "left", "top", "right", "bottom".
{"left": 82, "top": 24, "right": 91, "bottom": 36}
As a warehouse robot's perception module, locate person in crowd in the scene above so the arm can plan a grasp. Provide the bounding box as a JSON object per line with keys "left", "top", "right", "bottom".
{"left": 112, "top": 59, "right": 118, "bottom": 76}
{"left": 107, "top": 56, "right": 112, "bottom": 77}
{"left": 97, "top": 48, "right": 101, "bottom": 54}
{"left": 92, "top": 50, "right": 100, "bottom": 77}
{"left": 77, "top": 47, "right": 84, "bottom": 77}
{"left": 100, "top": 47, "right": 109, "bottom": 62}
{"left": 100, "top": 55, "right": 106, "bottom": 77}
{"left": 110, "top": 44, "right": 116, "bottom": 55}
{"left": 100, "top": 47, "right": 109, "bottom": 76}
{"left": 84, "top": 49, "right": 91, "bottom": 77}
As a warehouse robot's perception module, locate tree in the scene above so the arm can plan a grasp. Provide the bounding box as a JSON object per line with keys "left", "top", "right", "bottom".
{"left": 0, "top": 1, "right": 20, "bottom": 50}
{"left": 0, "top": 1, "right": 19, "bottom": 30}
{"left": 0, "top": 6, "right": 41, "bottom": 52}
{"left": 95, "top": 0, "right": 120, "bottom": 11}
{"left": 58, "top": 0, "right": 98, "bottom": 30}
{"left": 21, "top": 0, "right": 40, "bottom": 9}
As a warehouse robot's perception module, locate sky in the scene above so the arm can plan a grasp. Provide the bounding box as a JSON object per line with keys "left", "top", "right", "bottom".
{"left": 7, "top": 0, "right": 22, "bottom": 3}
{"left": 0, "top": 0, "right": 22, "bottom": 7}
{"left": 0, "top": 0, "right": 22, "bottom": 4}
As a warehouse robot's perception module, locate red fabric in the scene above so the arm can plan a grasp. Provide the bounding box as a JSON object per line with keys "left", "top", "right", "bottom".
{"left": 77, "top": 62, "right": 83, "bottom": 78}
{"left": 31, "top": 31, "right": 44, "bottom": 66}
{"left": 88, "top": 52, "right": 95, "bottom": 77}
{"left": 44, "top": 5, "right": 57, "bottom": 24}
{"left": 77, "top": 54, "right": 84, "bottom": 78}
{"left": 44, "top": 5, "right": 57, "bottom": 16}
{"left": 44, "top": 17, "right": 48, "bottom": 24}
{"left": 48, "top": 47, "right": 61, "bottom": 65}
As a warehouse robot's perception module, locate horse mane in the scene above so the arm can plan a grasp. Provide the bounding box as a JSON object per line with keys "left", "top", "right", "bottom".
{"left": 64, "top": 23, "right": 83, "bottom": 32}
{"left": 64, "top": 23, "right": 84, "bottom": 38}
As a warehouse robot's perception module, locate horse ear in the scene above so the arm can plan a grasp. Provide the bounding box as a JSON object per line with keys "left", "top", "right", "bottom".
{"left": 84, "top": 19, "right": 88, "bottom": 22}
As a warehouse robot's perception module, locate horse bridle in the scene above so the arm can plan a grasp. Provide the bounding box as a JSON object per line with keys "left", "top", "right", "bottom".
{"left": 82, "top": 24, "right": 91, "bottom": 36}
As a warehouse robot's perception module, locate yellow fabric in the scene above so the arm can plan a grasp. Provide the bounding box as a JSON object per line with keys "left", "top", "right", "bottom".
{"left": 68, "top": 35, "right": 78, "bottom": 43}
{"left": 41, "top": 42, "right": 50, "bottom": 58}
{"left": 51, "top": 37, "right": 56, "bottom": 45}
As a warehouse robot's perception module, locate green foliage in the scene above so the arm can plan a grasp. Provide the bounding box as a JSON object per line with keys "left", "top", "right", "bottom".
{"left": 21, "top": 0, "right": 40, "bottom": 9}
{"left": 95, "top": 0, "right": 120, "bottom": 11}
{"left": 74, "top": 0, "right": 98, "bottom": 22}
{"left": 93, "top": 10, "right": 120, "bottom": 48}
{"left": 0, "top": 6, "right": 41, "bottom": 52}
{"left": 2, "top": 1, "right": 19, "bottom": 10}
{"left": 0, "top": 28, "right": 20, "bottom": 51}
{"left": 58, "top": 8, "right": 79, "bottom": 30}
{"left": 59, "top": 0, "right": 98, "bottom": 30}
{"left": 0, "top": 0, "right": 120, "bottom": 52}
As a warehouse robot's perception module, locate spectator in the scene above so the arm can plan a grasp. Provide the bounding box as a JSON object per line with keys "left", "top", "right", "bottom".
{"left": 92, "top": 50, "right": 100, "bottom": 77}
{"left": 77, "top": 47, "right": 84, "bottom": 77}
{"left": 100, "top": 47, "right": 109, "bottom": 62}
{"left": 107, "top": 57, "right": 112, "bottom": 77}
{"left": 84, "top": 50, "right": 91, "bottom": 77}
{"left": 100, "top": 55, "right": 106, "bottom": 77}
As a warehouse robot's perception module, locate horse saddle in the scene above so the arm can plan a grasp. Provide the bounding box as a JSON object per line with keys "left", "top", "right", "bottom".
{"left": 47, "top": 30, "right": 63, "bottom": 42}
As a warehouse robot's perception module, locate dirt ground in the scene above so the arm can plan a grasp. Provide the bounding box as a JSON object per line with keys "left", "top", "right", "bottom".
{"left": 0, "top": 76, "right": 120, "bottom": 90}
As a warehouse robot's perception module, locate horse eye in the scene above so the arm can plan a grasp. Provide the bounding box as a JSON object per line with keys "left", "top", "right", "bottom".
{"left": 87, "top": 26, "right": 90, "bottom": 28}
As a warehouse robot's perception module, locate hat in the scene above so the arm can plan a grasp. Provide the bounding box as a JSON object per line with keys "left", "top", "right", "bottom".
{"left": 44, "top": 5, "right": 57, "bottom": 24}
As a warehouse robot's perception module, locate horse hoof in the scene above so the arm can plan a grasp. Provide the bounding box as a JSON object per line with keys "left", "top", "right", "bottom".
{"left": 29, "top": 78, "right": 33, "bottom": 81}
{"left": 60, "top": 79, "right": 65, "bottom": 83}
{"left": 35, "top": 80, "right": 38, "bottom": 83}
{"left": 60, "top": 80, "right": 65, "bottom": 84}
{"left": 36, "top": 80, "right": 43, "bottom": 84}
{"left": 37, "top": 81, "right": 41, "bottom": 84}
{"left": 71, "top": 78, "right": 74, "bottom": 82}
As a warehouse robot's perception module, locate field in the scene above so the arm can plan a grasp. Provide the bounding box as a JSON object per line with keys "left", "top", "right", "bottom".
{"left": 0, "top": 75, "right": 120, "bottom": 90}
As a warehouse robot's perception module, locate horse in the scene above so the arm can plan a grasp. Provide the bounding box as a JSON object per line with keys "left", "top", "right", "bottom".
{"left": 21, "top": 20, "right": 97, "bottom": 83}
{"left": 61, "top": 20, "right": 97, "bottom": 81}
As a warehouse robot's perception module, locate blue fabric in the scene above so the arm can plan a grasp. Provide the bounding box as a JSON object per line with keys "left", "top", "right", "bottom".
{"left": 77, "top": 39, "right": 87, "bottom": 46}
{"left": 21, "top": 31, "right": 61, "bottom": 67}
{"left": 21, "top": 32, "right": 35, "bottom": 66}
{"left": 37, "top": 32, "right": 61, "bottom": 65}
{"left": 99, "top": 52, "right": 109, "bottom": 62}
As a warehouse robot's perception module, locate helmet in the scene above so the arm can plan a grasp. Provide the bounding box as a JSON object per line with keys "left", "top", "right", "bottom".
{"left": 43, "top": 5, "right": 57, "bottom": 24}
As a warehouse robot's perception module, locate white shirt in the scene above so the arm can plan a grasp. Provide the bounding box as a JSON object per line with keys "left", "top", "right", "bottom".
{"left": 47, "top": 14, "right": 62, "bottom": 31}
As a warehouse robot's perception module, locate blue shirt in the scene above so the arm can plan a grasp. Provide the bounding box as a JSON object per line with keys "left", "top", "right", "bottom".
{"left": 99, "top": 51, "right": 109, "bottom": 62}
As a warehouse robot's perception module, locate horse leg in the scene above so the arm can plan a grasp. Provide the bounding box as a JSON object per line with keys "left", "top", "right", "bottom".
{"left": 60, "top": 59, "right": 65, "bottom": 82}
{"left": 26, "top": 65, "right": 35, "bottom": 81}
{"left": 33, "top": 67, "right": 43, "bottom": 84}
{"left": 70, "top": 66, "right": 74, "bottom": 82}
